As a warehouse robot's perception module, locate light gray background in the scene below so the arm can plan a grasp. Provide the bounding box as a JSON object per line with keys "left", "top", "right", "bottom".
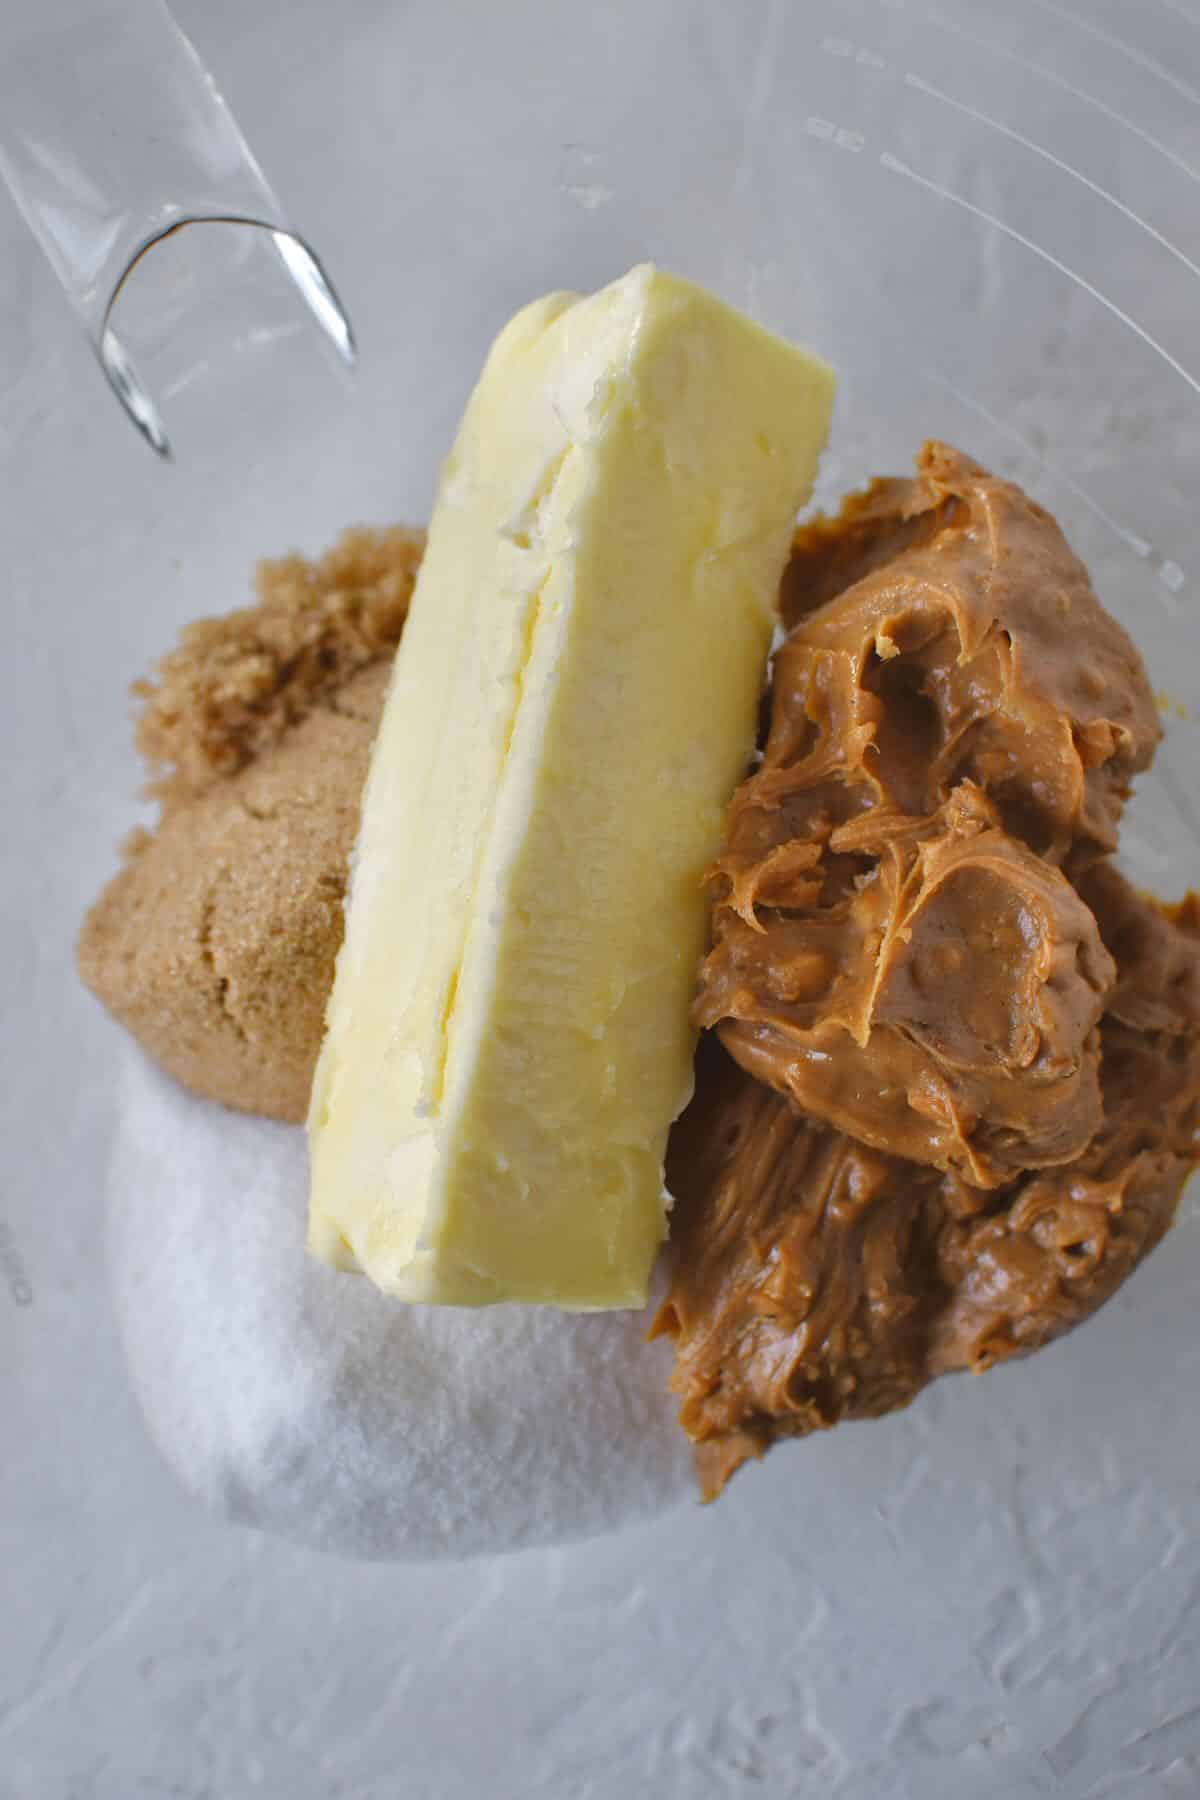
{"left": 4, "top": 0, "right": 1200, "bottom": 1794}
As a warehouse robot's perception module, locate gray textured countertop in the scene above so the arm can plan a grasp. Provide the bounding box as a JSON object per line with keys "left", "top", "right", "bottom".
{"left": 3, "top": 2, "right": 1200, "bottom": 1794}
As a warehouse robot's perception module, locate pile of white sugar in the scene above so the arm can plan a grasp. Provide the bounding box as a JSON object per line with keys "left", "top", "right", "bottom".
{"left": 108, "top": 1049, "right": 693, "bottom": 1562}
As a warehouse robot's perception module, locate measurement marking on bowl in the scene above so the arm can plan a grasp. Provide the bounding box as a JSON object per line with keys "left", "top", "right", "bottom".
{"left": 1026, "top": 0, "right": 1200, "bottom": 110}
{"left": 923, "top": 9, "right": 1200, "bottom": 190}
{"left": 904, "top": 71, "right": 1200, "bottom": 286}
{"left": 820, "top": 34, "right": 889, "bottom": 73}
{"left": 880, "top": 151, "right": 1200, "bottom": 401}
{"left": 805, "top": 117, "right": 866, "bottom": 153}
{"left": 557, "top": 147, "right": 614, "bottom": 212}
{"left": 1158, "top": 0, "right": 1200, "bottom": 28}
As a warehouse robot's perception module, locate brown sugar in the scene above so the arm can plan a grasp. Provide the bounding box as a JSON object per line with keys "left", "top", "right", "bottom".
{"left": 78, "top": 529, "right": 414, "bottom": 1123}
{"left": 135, "top": 525, "right": 422, "bottom": 806}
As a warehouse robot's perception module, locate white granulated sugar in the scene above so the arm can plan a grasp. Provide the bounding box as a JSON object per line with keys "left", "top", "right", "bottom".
{"left": 108, "top": 1049, "right": 694, "bottom": 1562}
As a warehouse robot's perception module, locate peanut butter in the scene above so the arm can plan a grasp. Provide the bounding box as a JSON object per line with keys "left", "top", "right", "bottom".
{"left": 656, "top": 446, "right": 1198, "bottom": 1493}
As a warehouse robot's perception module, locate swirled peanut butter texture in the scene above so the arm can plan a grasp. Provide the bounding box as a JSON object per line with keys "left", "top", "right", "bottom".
{"left": 697, "top": 444, "right": 1162, "bottom": 1187}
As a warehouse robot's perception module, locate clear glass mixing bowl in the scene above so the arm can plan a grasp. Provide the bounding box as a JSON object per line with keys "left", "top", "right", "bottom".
{"left": 4, "top": 1, "right": 1199, "bottom": 1794}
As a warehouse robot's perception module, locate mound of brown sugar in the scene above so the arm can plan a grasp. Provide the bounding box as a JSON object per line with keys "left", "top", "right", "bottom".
{"left": 77, "top": 528, "right": 420, "bottom": 1123}
{"left": 136, "top": 525, "right": 423, "bottom": 806}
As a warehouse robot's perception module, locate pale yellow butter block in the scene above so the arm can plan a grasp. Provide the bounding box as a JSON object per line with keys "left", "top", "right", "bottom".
{"left": 308, "top": 264, "right": 834, "bottom": 1308}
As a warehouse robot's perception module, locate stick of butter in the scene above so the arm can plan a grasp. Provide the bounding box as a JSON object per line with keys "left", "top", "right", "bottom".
{"left": 308, "top": 264, "right": 834, "bottom": 1309}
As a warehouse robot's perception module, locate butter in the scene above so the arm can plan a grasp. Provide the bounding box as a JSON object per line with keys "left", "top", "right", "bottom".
{"left": 308, "top": 264, "right": 834, "bottom": 1308}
